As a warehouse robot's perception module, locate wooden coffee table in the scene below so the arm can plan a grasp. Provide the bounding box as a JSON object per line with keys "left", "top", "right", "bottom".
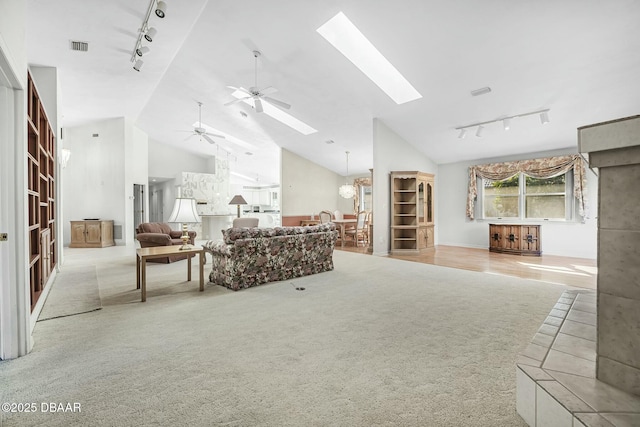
{"left": 136, "top": 246, "right": 205, "bottom": 302}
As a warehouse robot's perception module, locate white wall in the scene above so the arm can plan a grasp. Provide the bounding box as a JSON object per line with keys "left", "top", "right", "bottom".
{"left": 0, "top": 0, "right": 31, "bottom": 359}
{"left": 147, "top": 139, "right": 212, "bottom": 229}
{"left": 123, "top": 121, "right": 149, "bottom": 243}
{"left": 437, "top": 148, "right": 598, "bottom": 258}
{"left": 372, "top": 119, "right": 437, "bottom": 256}
{"left": 0, "top": 0, "right": 27, "bottom": 88}
{"left": 148, "top": 139, "right": 209, "bottom": 179}
{"left": 281, "top": 148, "right": 353, "bottom": 216}
{"left": 63, "top": 118, "right": 127, "bottom": 245}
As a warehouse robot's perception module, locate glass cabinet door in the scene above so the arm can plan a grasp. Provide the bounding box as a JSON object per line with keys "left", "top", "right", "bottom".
{"left": 418, "top": 182, "right": 425, "bottom": 223}
{"left": 427, "top": 183, "right": 433, "bottom": 224}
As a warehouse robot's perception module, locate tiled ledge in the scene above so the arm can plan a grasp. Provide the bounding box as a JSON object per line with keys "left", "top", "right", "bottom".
{"left": 516, "top": 290, "right": 640, "bottom": 427}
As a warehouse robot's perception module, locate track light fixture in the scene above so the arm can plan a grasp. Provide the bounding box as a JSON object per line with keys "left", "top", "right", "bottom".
{"left": 457, "top": 128, "right": 467, "bottom": 139}
{"left": 155, "top": 1, "right": 167, "bottom": 18}
{"left": 455, "top": 108, "right": 550, "bottom": 138}
{"left": 130, "top": 0, "right": 166, "bottom": 71}
{"left": 144, "top": 27, "right": 157, "bottom": 42}
{"left": 136, "top": 46, "right": 150, "bottom": 56}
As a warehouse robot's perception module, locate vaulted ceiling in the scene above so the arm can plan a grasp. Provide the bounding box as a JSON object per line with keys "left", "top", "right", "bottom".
{"left": 27, "top": 0, "right": 640, "bottom": 185}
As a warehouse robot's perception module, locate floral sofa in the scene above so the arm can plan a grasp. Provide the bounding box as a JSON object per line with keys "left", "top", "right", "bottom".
{"left": 204, "top": 223, "right": 338, "bottom": 291}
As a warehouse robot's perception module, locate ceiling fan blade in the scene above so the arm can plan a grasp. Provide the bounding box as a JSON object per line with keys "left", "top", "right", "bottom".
{"left": 263, "top": 96, "right": 291, "bottom": 110}
{"left": 202, "top": 135, "right": 217, "bottom": 145}
{"left": 204, "top": 132, "right": 226, "bottom": 139}
{"left": 254, "top": 98, "right": 263, "bottom": 113}
{"left": 260, "top": 86, "right": 277, "bottom": 95}
{"left": 224, "top": 97, "right": 249, "bottom": 107}
{"left": 182, "top": 134, "right": 195, "bottom": 142}
{"left": 227, "top": 85, "right": 252, "bottom": 95}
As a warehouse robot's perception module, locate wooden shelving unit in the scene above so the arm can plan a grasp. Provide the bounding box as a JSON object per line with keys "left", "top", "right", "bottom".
{"left": 27, "top": 72, "right": 56, "bottom": 311}
{"left": 390, "top": 171, "right": 435, "bottom": 255}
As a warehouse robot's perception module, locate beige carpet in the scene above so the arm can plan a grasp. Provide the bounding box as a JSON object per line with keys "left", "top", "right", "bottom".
{"left": 0, "top": 250, "right": 565, "bottom": 426}
{"left": 37, "top": 265, "right": 102, "bottom": 321}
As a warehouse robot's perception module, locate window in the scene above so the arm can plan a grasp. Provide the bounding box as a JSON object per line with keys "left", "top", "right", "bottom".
{"left": 482, "top": 172, "right": 573, "bottom": 220}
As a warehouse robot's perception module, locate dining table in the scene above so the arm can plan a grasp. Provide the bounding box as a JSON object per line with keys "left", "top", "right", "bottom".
{"left": 332, "top": 218, "right": 357, "bottom": 247}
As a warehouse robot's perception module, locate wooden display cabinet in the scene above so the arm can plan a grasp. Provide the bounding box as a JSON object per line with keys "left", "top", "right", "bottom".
{"left": 489, "top": 224, "right": 541, "bottom": 256}
{"left": 390, "top": 171, "right": 435, "bottom": 255}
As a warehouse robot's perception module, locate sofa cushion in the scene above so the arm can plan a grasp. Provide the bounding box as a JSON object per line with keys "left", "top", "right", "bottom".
{"left": 220, "top": 223, "right": 336, "bottom": 244}
{"left": 138, "top": 222, "right": 173, "bottom": 234}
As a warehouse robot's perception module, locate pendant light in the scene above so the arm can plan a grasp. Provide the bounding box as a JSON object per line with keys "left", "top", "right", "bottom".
{"left": 338, "top": 151, "right": 356, "bottom": 199}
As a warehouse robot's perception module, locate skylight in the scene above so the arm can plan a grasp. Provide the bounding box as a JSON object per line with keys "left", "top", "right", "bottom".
{"left": 317, "top": 11, "right": 422, "bottom": 105}
{"left": 231, "top": 90, "right": 317, "bottom": 135}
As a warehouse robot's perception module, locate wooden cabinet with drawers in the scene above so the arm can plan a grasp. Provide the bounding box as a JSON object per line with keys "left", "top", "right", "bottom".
{"left": 489, "top": 224, "right": 541, "bottom": 256}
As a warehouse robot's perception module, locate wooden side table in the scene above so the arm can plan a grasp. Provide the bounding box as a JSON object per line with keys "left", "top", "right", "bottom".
{"left": 136, "top": 246, "right": 205, "bottom": 302}
{"left": 300, "top": 219, "right": 321, "bottom": 226}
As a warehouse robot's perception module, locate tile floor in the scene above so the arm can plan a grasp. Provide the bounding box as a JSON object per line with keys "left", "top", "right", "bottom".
{"left": 516, "top": 290, "right": 640, "bottom": 427}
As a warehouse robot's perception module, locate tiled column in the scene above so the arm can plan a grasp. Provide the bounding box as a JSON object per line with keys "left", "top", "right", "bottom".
{"left": 579, "top": 115, "right": 640, "bottom": 397}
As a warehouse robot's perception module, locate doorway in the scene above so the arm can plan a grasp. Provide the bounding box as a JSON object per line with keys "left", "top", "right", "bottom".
{"left": 133, "top": 184, "right": 145, "bottom": 236}
{"left": 150, "top": 188, "right": 164, "bottom": 222}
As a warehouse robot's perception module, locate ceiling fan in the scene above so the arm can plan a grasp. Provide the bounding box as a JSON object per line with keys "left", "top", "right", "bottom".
{"left": 225, "top": 50, "right": 291, "bottom": 113}
{"left": 180, "top": 101, "right": 225, "bottom": 144}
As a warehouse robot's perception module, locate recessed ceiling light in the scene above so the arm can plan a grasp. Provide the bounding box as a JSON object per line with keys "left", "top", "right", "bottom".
{"left": 231, "top": 89, "right": 317, "bottom": 135}
{"left": 317, "top": 12, "right": 422, "bottom": 105}
{"left": 245, "top": 152, "right": 253, "bottom": 155}
{"left": 471, "top": 87, "right": 492, "bottom": 96}
{"left": 325, "top": 139, "right": 335, "bottom": 144}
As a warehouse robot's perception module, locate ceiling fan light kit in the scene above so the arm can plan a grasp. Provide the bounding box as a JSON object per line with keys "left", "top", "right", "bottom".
{"left": 455, "top": 108, "right": 550, "bottom": 138}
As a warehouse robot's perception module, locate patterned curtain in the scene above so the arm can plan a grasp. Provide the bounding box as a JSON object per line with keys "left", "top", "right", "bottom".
{"left": 466, "top": 154, "right": 587, "bottom": 220}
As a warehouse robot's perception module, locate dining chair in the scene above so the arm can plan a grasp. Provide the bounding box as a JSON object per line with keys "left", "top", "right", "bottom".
{"left": 319, "top": 210, "right": 333, "bottom": 224}
{"left": 344, "top": 211, "right": 368, "bottom": 247}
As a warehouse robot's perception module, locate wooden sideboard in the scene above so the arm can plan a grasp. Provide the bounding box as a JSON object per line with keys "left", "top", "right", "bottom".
{"left": 70, "top": 220, "right": 115, "bottom": 248}
{"left": 489, "top": 224, "right": 541, "bottom": 256}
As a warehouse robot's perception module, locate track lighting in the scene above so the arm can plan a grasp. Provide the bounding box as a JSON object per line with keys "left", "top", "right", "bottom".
{"left": 155, "top": 1, "right": 167, "bottom": 18}
{"left": 455, "top": 108, "right": 550, "bottom": 138}
{"left": 136, "top": 46, "right": 150, "bottom": 56}
{"left": 130, "top": 0, "right": 166, "bottom": 71}
{"left": 144, "top": 27, "right": 157, "bottom": 42}
{"left": 540, "top": 111, "right": 550, "bottom": 124}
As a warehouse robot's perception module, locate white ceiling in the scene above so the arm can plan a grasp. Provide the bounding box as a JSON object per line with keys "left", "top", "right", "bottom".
{"left": 27, "top": 0, "right": 640, "bottom": 185}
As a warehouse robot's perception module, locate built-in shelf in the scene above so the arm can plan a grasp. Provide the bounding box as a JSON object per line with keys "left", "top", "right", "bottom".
{"left": 27, "top": 71, "right": 56, "bottom": 312}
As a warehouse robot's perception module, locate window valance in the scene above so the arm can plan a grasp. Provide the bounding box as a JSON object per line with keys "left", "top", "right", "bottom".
{"left": 466, "top": 154, "right": 587, "bottom": 220}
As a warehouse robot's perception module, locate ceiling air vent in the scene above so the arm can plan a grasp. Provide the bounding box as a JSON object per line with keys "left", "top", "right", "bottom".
{"left": 70, "top": 40, "right": 89, "bottom": 52}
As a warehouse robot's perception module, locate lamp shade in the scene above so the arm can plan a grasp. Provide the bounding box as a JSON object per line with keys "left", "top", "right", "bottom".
{"left": 168, "top": 198, "right": 201, "bottom": 223}
{"left": 229, "top": 195, "right": 248, "bottom": 206}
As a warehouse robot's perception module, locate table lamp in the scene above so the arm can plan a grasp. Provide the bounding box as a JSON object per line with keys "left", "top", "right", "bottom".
{"left": 168, "top": 197, "right": 201, "bottom": 250}
{"left": 229, "top": 195, "right": 248, "bottom": 218}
